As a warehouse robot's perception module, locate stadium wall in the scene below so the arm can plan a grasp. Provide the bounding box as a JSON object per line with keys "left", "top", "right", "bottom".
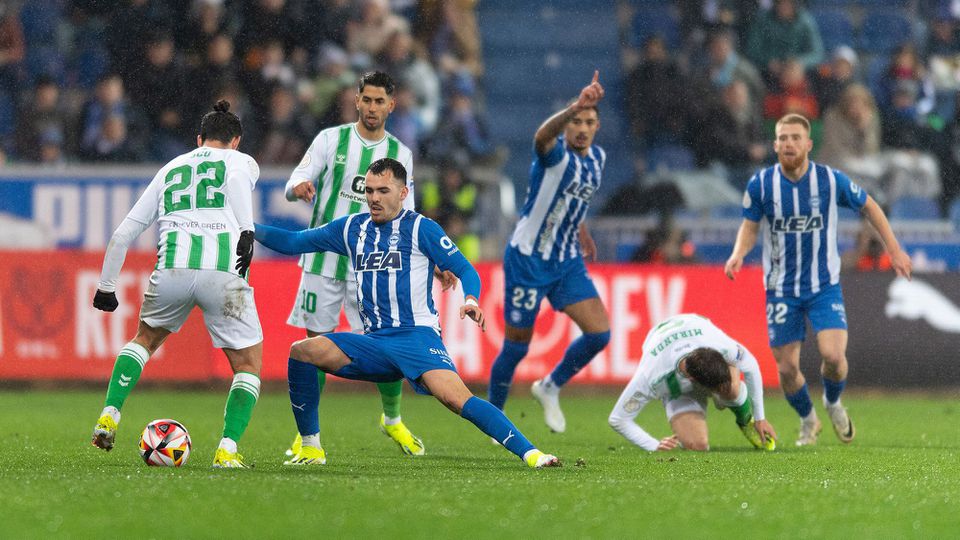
{"left": 4, "top": 252, "right": 958, "bottom": 387}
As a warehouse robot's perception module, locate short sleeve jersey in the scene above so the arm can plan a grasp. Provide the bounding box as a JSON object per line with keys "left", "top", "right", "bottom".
{"left": 289, "top": 123, "right": 415, "bottom": 282}
{"left": 743, "top": 162, "right": 867, "bottom": 298}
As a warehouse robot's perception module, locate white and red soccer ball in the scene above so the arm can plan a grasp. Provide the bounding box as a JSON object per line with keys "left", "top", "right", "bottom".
{"left": 138, "top": 419, "right": 191, "bottom": 467}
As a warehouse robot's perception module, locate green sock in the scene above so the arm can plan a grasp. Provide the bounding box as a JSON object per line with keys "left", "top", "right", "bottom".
{"left": 103, "top": 342, "right": 150, "bottom": 410}
{"left": 377, "top": 380, "right": 403, "bottom": 418}
{"left": 222, "top": 372, "right": 260, "bottom": 441}
{"left": 731, "top": 397, "right": 753, "bottom": 426}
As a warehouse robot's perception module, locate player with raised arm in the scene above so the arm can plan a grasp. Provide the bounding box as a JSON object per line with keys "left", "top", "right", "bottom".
{"left": 91, "top": 101, "right": 263, "bottom": 468}
{"left": 256, "top": 158, "right": 560, "bottom": 468}
{"left": 487, "top": 71, "right": 610, "bottom": 433}
{"left": 725, "top": 113, "right": 912, "bottom": 446}
{"left": 609, "top": 314, "right": 777, "bottom": 452}
{"left": 281, "top": 71, "right": 440, "bottom": 463}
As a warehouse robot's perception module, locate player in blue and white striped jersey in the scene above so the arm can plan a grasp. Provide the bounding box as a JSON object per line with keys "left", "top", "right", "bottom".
{"left": 725, "top": 114, "right": 912, "bottom": 446}
{"left": 256, "top": 158, "right": 560, "bottom": 468}
{"left": 488, "top": 72, "right": 611, "bottom": 434}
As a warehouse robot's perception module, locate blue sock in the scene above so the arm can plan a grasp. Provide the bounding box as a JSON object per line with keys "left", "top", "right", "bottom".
{"left": 823, "top": 377, "right": 846, "bottom": 405}
{"left": 288, "top": 357, "right": 320, "bottom": 435}
{"left": 549, "top": 331, "right": 610, "bottom": 387}
{"left": 785, "top": 383, "right": 814, "bottom": 418}
{"left": 488, "top": 339, "right": 529, "bottom": 410}
{"left": 461, "top": 396, "right": 535, "bottom": 460}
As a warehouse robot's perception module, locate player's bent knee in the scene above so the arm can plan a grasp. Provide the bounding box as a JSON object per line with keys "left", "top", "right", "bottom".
{"left": 680, "top": 437, "right": 710, "bottom": 451}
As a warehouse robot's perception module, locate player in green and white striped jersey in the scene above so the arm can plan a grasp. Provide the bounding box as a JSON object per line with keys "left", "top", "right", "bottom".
{"left": 608, "top": 314, "right": 778, "bottom": 452}
{"left": 281, "top": 72, "right": 431, "bottom": 464}
{"left": 90, "top": 101, "right": 262, "bottom": 468}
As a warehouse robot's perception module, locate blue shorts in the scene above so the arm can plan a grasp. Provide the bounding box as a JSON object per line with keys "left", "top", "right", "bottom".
{"left": 765, "top": 285, "right": 848, "bottom": 347}
{"left": 502, "top": 245, "right": 600, "bottom": 328}
{"left": 326, "top": 326, "right": 456, "bottom": 395}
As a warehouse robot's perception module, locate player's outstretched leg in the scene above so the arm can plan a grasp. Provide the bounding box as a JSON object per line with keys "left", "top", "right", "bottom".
{"left": 461, "top": 396, "right": 560, "bottom": 468}
{"left": 285, "top": 368, "right": 327, "bottom": 458}
{"left": 377, "top": 381, "right": 424, "bottom": 455}
{"left": 213, "top": 372, "right": 260, "bottom": 469}
{"left": 488, "top": 339, "right": 530, "bottom": 410}
{"left": 822, "top": 377, "right": 854, "bottom": 443}
{"left": 785, "top": 383, "right": 821, "bottom": 446}
{"left": 92, "top": 342, "right": 151, "bottom": 451}
{"left": 535, "top": 331, "right": 610, "bottom": 433}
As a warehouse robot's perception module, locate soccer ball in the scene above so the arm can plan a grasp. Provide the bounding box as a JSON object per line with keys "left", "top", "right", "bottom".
{"left": 138, "top": 419, "right": 192, "bottom": 467}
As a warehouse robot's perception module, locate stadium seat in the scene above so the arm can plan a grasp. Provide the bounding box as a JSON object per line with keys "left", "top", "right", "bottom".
{"left": 811, "top": 8, "right": 855, "bottom": 53}
{"left": 646, "top": 144, "right": 694, "bottom": 172}
{"left": 73, "top": 47, "right": 110, "bottom": 89}
{"left": 480, "top": 9, "right": 617, "bottom": 52}
{"left": 19, "top": 0, "right": 61, "bottom": 46}
{"left": 0, "top": 92, "right": 14, "bottom": 139}
{"left": 948, "top": 199, "right": 960, "bottom": 231}
{"left": 837, "top": 205, "right": 862, "bottom": 221}
{"left": 889, "top": 196, "right": 941, "bottom": 220}
{"left": 859, "top": 11, "right": 914, "bottom": 55}
{"left": 632, "top": 8, "right": 681, "bottom": 49}
{"left": 709, "top": 204, "right": 745, "bottom": 220}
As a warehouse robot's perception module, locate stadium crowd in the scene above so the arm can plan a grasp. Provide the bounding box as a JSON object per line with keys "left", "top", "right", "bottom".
{"left": 619, "top": 0, "right": 960, "bottom": 218}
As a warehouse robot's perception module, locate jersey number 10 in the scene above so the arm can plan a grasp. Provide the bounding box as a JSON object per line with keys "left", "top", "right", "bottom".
{"left": 163, "top": 160, "right": 227, "bottom": 214}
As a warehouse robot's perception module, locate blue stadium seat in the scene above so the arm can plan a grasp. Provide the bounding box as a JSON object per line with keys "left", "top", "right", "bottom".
{"left": 632, "top": 8, "right": 681, "bottom": 49}
{"left": 859, "top": 11, "right": 914, "bottom": 55}
{"left": 646, "top": 144, "right": 694, "bottom": 172}
{"left": 19, "top": 0, "right": 61, "bottom": 46}
{"left": 889, "top": 196, "right": 941, "bottom": 220}
{"left": 709, "top": 204, "right": 744, "bottom": 219}
{"left": 838, "top": 205, "right": 862, "bottom": 221}
{"left": 948, "top": 199, "right": 960, "bottom": 231}
{"left": 25, "top": 46, "right": 65, "bottom": 84}
{"left": 73, "top": 47, "right": 110, "bottom": 89}
{"left": 481, "top": 9, "right": 617, "bottom": 52}
{"left": 811, "top": 8, "right": 855, "bottom": 53}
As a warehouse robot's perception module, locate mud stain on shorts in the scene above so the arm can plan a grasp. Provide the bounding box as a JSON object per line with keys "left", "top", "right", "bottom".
{"left": 222, "top": 286, "right": 247, "bottom": 320}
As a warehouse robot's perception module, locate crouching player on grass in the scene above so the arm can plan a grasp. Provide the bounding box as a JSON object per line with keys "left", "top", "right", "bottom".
{"left": 255, "top": 157, "right": 561, "bottom": 468}
{"left": 609, "top": 314, "right": 777, "bottom": 452}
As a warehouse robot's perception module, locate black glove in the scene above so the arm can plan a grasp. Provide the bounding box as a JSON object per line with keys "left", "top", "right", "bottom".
{"left": 93, "top": 290, "right": 119, "bottom": 312}
{"left": 236, "top": 230, "right": 255, "bottom": 277}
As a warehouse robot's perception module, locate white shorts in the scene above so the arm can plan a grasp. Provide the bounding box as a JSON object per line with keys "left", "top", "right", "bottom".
{"left": 662, "top": 386, "right": 709, "bottom": 421}
{"left": 287, "top": 272, "right": 362, "bottom": 333}
{"left": 140, "top": 269, "right": 263, "bottom": 350}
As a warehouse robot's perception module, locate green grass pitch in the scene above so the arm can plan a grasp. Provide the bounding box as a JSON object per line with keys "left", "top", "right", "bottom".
{"left": 2, "top": 388, "right": 959, "bottom": 538}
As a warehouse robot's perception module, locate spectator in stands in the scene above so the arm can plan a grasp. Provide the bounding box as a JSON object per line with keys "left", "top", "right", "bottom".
{"left": 0, "top": 2, "right": 25, "bottom": 94}
{"left": 258, "top": 85, "right": 308, "bottom": 165}
{"left": 633, "top": 218, "right": 697, "bottom": 264}
{"left": 386, "top": 86, "right": 424, "bottom": 155}
{"left": 763, "top": 58, "right": 819, "bottom": 120}
{"left": 301, "top": 0, "right": 351, "bottom": 49}
{"left": 746, "top": 0, "right": 823, "bottom": 82}
{"left": 186, "top": 33, "right": 240, "bottom": 123}
{"left": 880, "top": 81, "right": 944, "bottom": 203}
{"left": 302, "top": 44, "right": 355, "bottom": 121}
{"left": 927, "top": 12, "right": 960, "bottom": 57}
{"left": 416, "top": 0, "right": 484, "bottom": 81}
{"left": 235, "top": 0, "right": 302, "bottom": 58}
{"left": 625, "top": 35, "right": 691, "bottom": 148}
{"left": 700, "top": 30, "right": 765, "bottom": 115}
{"left": 318, "top": 85, "right": 358, "bottom": 129}
{"left": 841, "top": 222, "right": 891, "bottom": 272}
{"left": 877, "top": 44, "right": 936, "bottom": 116}
{"left": 346, "top": 0, "right": 409, "bottom": 64}
{"left": 376, "top": 27, "right": 441, "bottom": 134}
{"left": 127, "top": 33, "right": 191, "bottom": 160}
{"left": 812, "top": 46, "right": 859, "bottom": 113}
{"left": 419, "top": 160, "right": 480, "bottom": 261}
{"left": 695, "top": 79, "right": 767, "bottom": 188}
{"left": 85, "top": 114, "right": 140, "bottom": 162}
{"left": 427, "top": 74, "right": 497, "bottom": 164}
{"left": 678, "top": 0, "right": 761, "bottom": 49}
{"left": 80, "top": 74, "right": 143, "bottom": 160}
{"left": 181, "top": 0, "right": 234, "bottom": 65}
{"left": 105, "top": 0, "right": 172, "bottom": 79}
{"left": 14, "top": 76, "right": 66, "bottom": 162}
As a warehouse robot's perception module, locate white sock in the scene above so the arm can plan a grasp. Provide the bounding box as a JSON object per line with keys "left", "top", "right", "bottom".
{"left": 383, "top": 415, "right": 401, "bottom": 426}
{"left": 802, "top": 409, "right": 818, "bottom": 423}
{"left": 100, "top": 406, "right": 121, "bottom": 424}
{"left": 302, "top": 433, "right": 321, "bottom": 448}
{"left": 218, "top": 437, "right": 238, "bottom": 453}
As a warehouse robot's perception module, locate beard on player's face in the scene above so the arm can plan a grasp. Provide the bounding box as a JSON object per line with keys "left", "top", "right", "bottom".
{"left": 777, "top": 150, "right": 807, "bottom": 170}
